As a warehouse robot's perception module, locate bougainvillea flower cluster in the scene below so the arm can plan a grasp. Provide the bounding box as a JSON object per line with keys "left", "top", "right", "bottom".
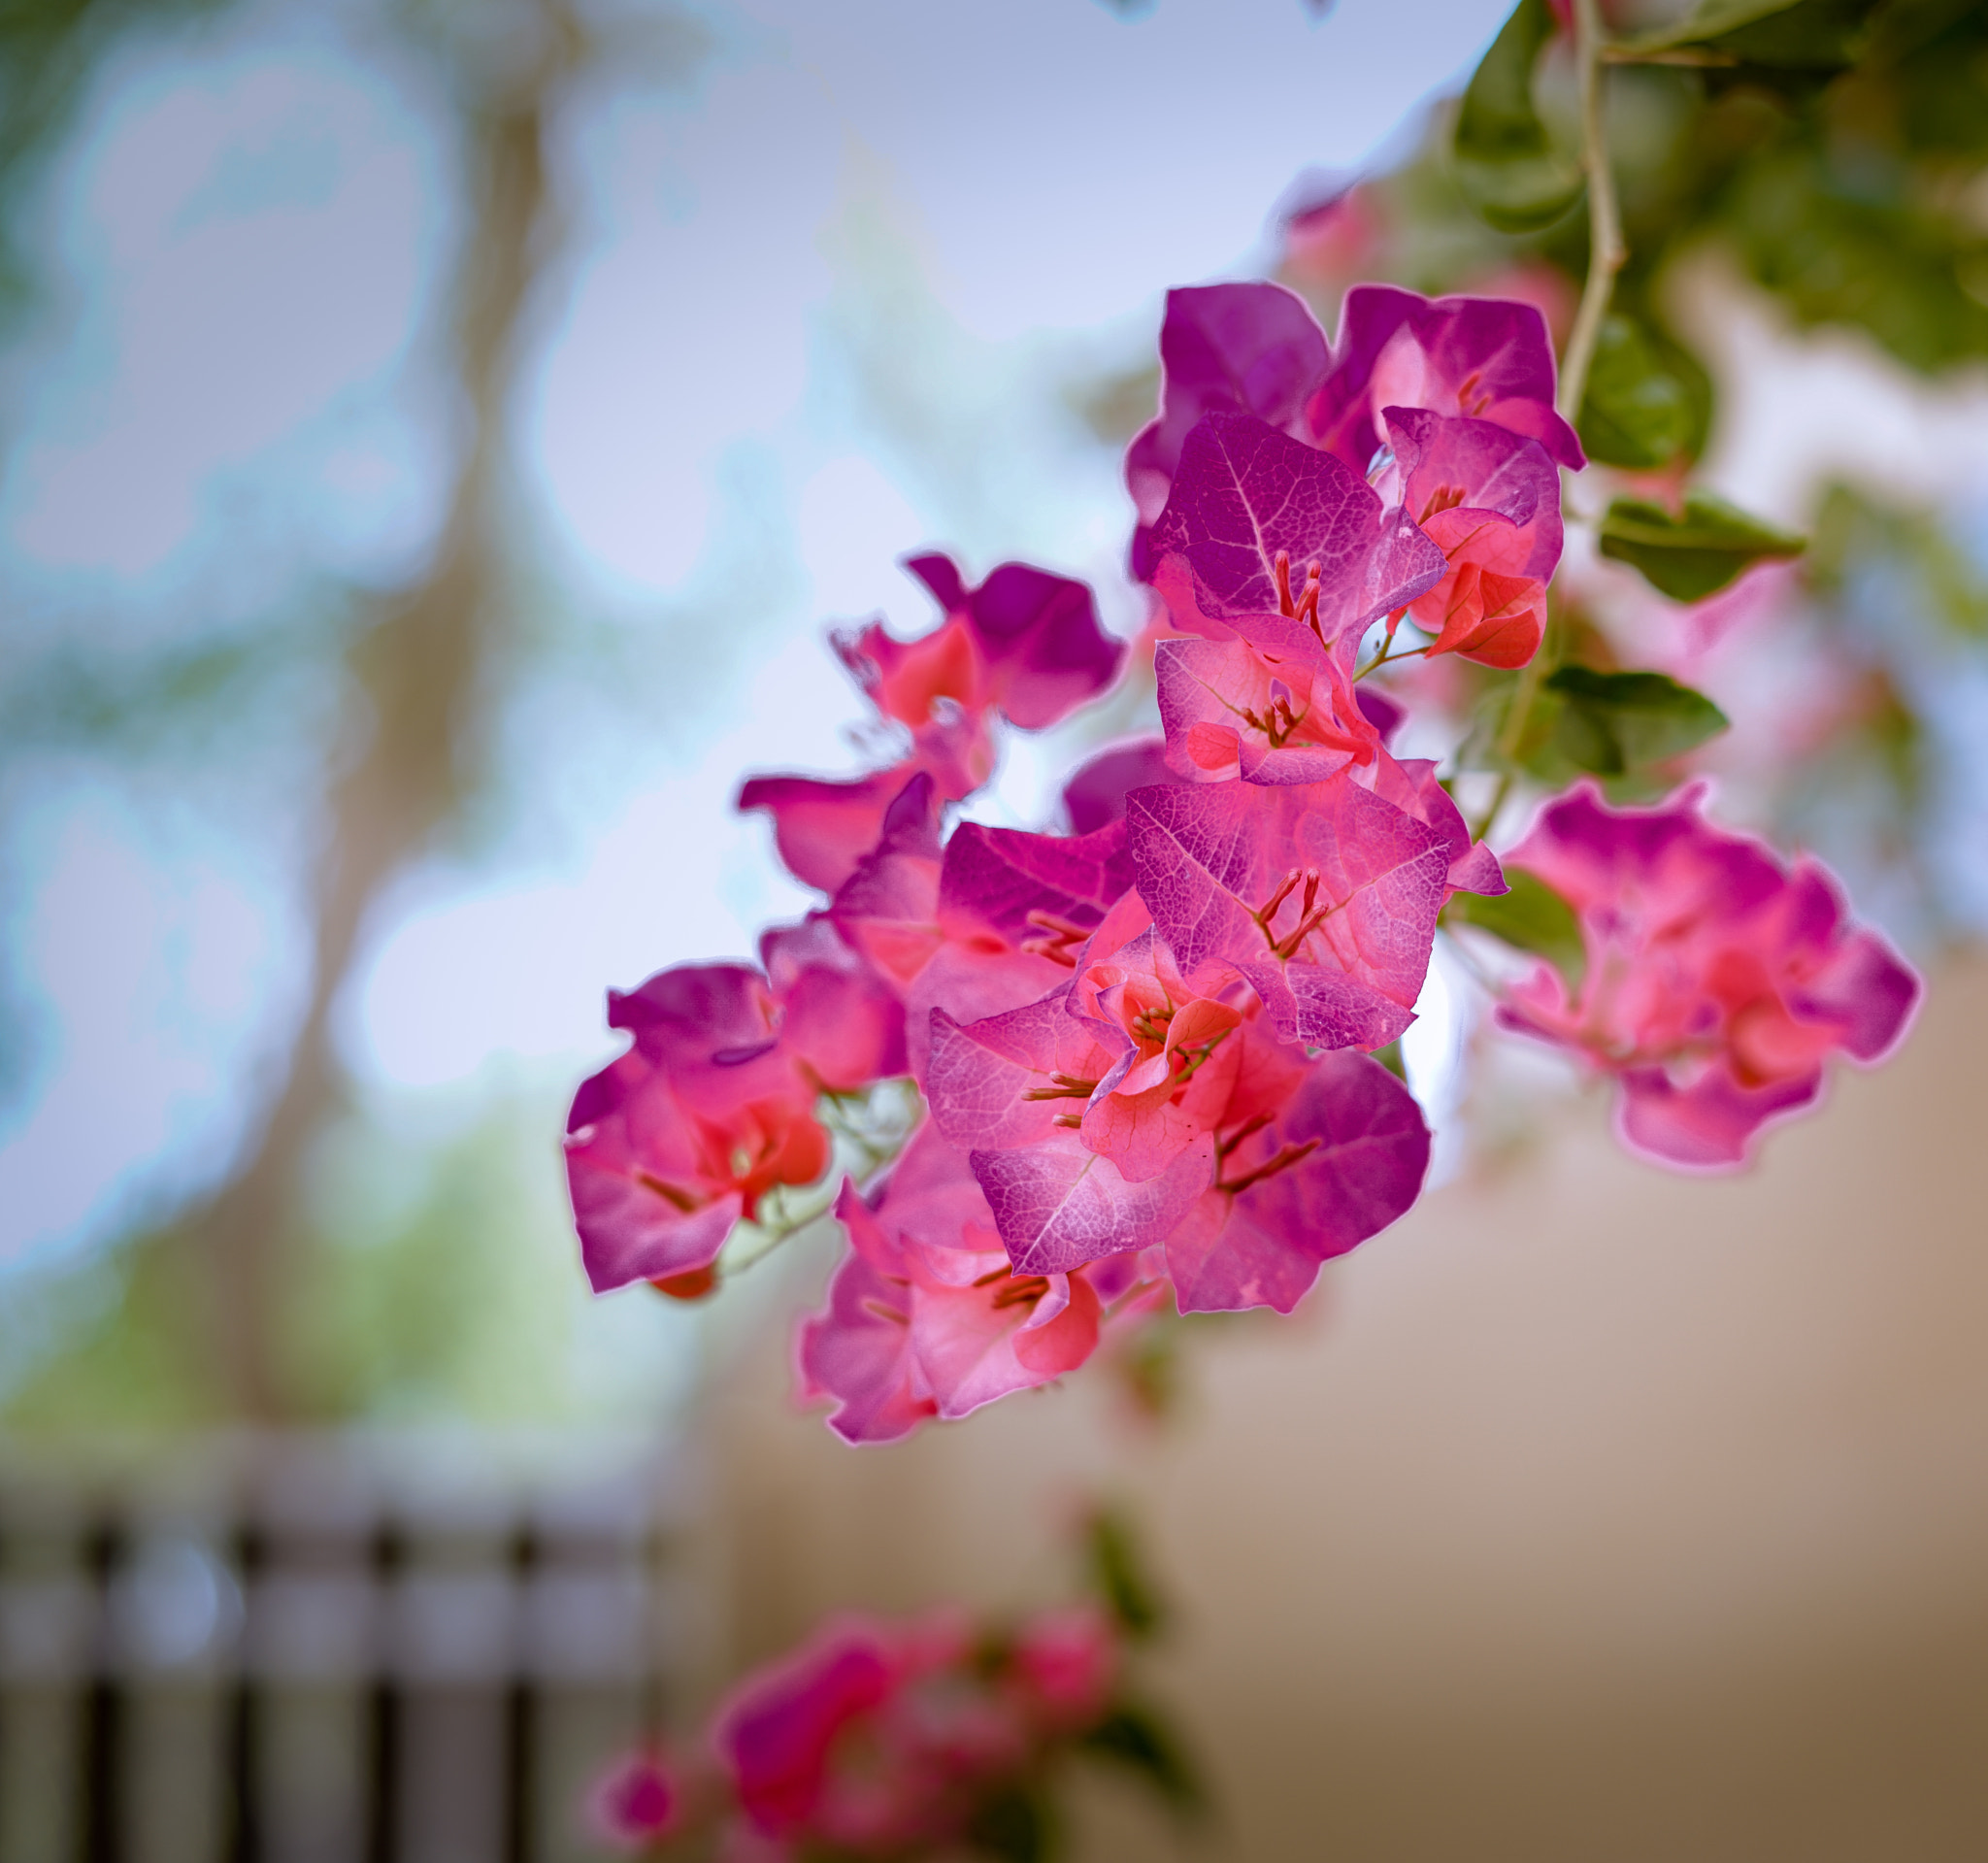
{"left": 588, "top": 1604, "right": 1134, "bottom": 1859}
{"left": 1492, "top": 782, "right": 1919, "bottom": 1168}
{"left": 563, "top": 279, "right": 1921, "bottom": 1440}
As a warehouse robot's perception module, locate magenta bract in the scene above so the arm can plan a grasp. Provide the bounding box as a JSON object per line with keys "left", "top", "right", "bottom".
{"left": 969, "top": 1130, "right": 1215, "bottom": 1277}
{"left": 891, "top": 551, "right": 1124, "bottom": 731}
{"left": 1127, "top": 281, "right": 1333, "bottom": 575}
{"left": 1123, "top": 773, "right": 1452, "bottom": 1049}
{"left": 1148, "top": 411, "right": 1445, "bottom": 638}
{"left": 1061, "top": 736, "right": 1183, "bottom": 833}
{"left": 1154, "top": 623, "right": 1383, "bottom": 787}
{"left": 743, "top": 554, "right": 1120, "bottom": 894}
{"left": 1125, "top": 282, "right": 1578, "bottom": 598}
{"left": 1308, "top": 283, "right": 1584, "bottom": 475}
{"left": 565, "top": 936, "right": 903, "bottom": 1294}
{"left": 1167, "top": 1048, "right": 1430, "bottom": 1314}
{"left": 799, "top": 1127, "right": 1149, "bottom": 1440}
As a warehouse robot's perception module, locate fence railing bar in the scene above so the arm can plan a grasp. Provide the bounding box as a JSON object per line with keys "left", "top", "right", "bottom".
{"left": 221, "top": 1520, "right": 264, "bottom": 1863}
{"left": 81, "top": 1516, "right": 124, "bottom": 1863}
{"left": 502, "top": 1518, "right": 539, "bottom": 1863}
{"left": 3, "top": 1443, "right": 682, "bottom": 1863}
{"left": 362, "top": 1518, "right": 403, "bottom": 1863}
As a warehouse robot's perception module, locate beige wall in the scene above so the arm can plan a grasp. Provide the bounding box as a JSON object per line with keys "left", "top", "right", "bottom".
{"left": 701, "top": 957, "right": 1988, "bottom": 1860}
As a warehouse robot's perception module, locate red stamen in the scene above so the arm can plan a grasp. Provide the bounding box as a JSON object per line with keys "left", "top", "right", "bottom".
{"left": 638, "top": 1172, "right": 702, "bottom": 1214}
{"left": 989, "top": 1275, "right": 1051, "bottom": 1311}
{"left": 1022, "top": 1072, "right": 1100, "bottom": 1101}
{"left": 1256, "top": 867, "right": 1302, "bottom": 929}
{"left": 1215, "top": 1113, "right": 1272, "bottom": 1160}
{"left": 1295, "top": 573, "right": 1321, "bottom": 630}
{"left": 1020, "top": 908, "right": 1092, "bottom": 968}
{"left": 1218, "top": 1137, "right": 1321, "bottom": 1195}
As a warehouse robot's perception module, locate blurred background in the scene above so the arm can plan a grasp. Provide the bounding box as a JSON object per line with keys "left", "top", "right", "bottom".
{"left": 1, "top": 0, "right": 1985, "bottom": 1856}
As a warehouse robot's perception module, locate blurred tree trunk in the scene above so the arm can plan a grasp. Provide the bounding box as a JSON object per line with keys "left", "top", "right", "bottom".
{"left": 184, "top": 1, "right": 578, "bottom": 1420}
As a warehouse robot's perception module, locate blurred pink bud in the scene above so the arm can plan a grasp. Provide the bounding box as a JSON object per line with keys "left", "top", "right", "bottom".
{"left": 589, "top": 1749, "right": 679, "bottom": 1851}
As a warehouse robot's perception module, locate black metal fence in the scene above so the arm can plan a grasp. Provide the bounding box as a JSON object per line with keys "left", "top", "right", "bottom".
{"left": 0, "top": 1435, "right": 693, "bottom": 1863}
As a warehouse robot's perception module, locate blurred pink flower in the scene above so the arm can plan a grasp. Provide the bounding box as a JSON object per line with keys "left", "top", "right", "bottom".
{"left": 713, "top": 1612, "right": 1015, "bottom": 1854}
{"left": 1498, "top": 782, "right": 1921, "bottom": 1168}
{"left": 588, "top": 1749, "right": 679, "bottom": 1852}
{"left": 1010, "top": 1605, "right": 1118, "bottom": 1732}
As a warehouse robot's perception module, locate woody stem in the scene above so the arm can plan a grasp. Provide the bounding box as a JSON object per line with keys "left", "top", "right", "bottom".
{"left": 1557, "top": 0, "right": 1626, "bottom": 424}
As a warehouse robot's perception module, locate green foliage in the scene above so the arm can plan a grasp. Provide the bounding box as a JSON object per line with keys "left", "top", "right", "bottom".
{"left": 1110, "top": 1310, "right": 1186, "bottom": 1422}
{"left": 0, "top": 0, "right": 228, "bottom": 316}
{"left": 1077, "top": 1705, "right": 1205, "bottom": 1816}
{"left": 1541, "top": 665, "right": 1732, "bottom": 775}
{"left": 1463, "top": 659, "right": 1729, "bottom": 787}
{"left": 1, "top": 1230, "right": 235, "bottom": 1430}
{"left": 1453, "top": 0, "right": 1585, "bottom": 233}
{"left": 1598, "top": 493, "right": 1806, "bottom": 600}
{"left": 1444, "top": 869, "right": 1587, "bottom": 985}
{"left": 1618, "top": 0, "right": 1885, "bottom": 69}
{"left": 1086, "top": 1509, "right": 1165, "bottom": 1643}
{"left": 1576, "top": 311, "right": 1711, "bottom": 468}
{"left": 1720, "top": 150, "right": 1988, "bottom": 373}
{"left": 964, "top": 1784, "right": 1056, "bottom": 1863}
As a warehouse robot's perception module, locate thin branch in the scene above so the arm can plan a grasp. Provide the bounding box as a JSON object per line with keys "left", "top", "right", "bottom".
{"left": 1474, "top": 0, "right": 1626, "bottom": 850}
{"left": 1556, "top": 0, "right": 1627, "bottom": 424}
{"left": 1600, "top": 46, "right": 1737, "bottom": 67}
{"left": 182, "top": 4, "right": 580, "bottom": 1418}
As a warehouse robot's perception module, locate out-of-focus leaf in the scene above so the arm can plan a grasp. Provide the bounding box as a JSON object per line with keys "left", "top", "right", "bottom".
{"left": 1541, "top": 665, "right": 1731, "bottom": 774}
{"left": 1111, "top": 1312, "right": 1185, "bottom": 1422}
{"left": 965, "top": 1784, "right": 1054, "bottom": 1862}
{"left": 1722, "top": 151, "right": 1988, "bottom": 372}
{"left": 1598, "top": 493, "right": 1806, "bottom": 600}
{"left": 1078, "top": 1704, "right": 1205, "bottom": 1815}
{"left": 1618, "top": 0, "right": 1883, "bottom": 68}
{"left": 1086, "top": 1510, "right": 1164, "bottom": 1642}
{"left": 1070, "top": 362, "right": 1159, "bottom": 446}
{"left": 1444, "top": 869, "right": 1586, "bottom": 986}
{"left": 0, "top": 0, "right": 231, "bottom": 313}
{"left": 1453, "top": 0, "right": 1585, "bottom": 233}
{"left": 1577, "top": 312, "right": 1711, "bottom": 467}
{"left": 1872, "top": 0, "right": 1988, "bottom": 160}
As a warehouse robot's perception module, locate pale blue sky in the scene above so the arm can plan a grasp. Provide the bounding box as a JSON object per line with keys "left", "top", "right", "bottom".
{"left": 0, "top": 0, "right": 1512, "bottom": 1276}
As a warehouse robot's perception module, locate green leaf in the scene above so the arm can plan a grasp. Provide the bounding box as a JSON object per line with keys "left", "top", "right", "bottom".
{"left": 1086, "top": 1510, "right": 1164, "bottom": 1642}
{"left": 964, "top": 1785, "right": 1056, "bottom": 1863}
{"left": 1721, "top": 150, "right": 1988, "bottom": 373}
{"left": 1618, "top": 0, "right": 1884, "bottom": 68}
{"left": 1598, "top": 493, "right": 1806, "bottom": 601}
{"left": 1576, "top": 313, "right": 1711, "bottom": 468}
{"left": 1541, "top": 665, "right": 1731, "bottom": 774}
{"left": 1453, "top": 0, "right": 1585, "bottom": 233}
{"left": 1443, "top": 870, "right": 1586, "bottom": 987}
{"left": 1078, "top": 1704, "right": 1205, "bottom": 1816}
